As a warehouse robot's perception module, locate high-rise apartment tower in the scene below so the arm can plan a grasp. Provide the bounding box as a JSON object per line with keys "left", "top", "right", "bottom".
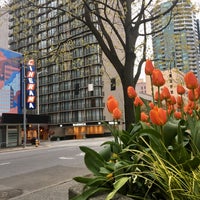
{"left": 151, "top": 0, "right": 200, "bottom": 81}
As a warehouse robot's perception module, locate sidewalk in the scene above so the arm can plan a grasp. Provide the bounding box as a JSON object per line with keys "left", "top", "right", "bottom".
{"left": 0, "top": 141, "right": 50, "bottom": 153}
{"left": 9, "top": 179, "right": 77, "bottom": 200}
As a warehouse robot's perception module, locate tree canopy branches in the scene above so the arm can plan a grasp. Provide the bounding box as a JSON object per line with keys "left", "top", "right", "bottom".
{"left": 7, "top": 0, "right": 179, "bottom": 129}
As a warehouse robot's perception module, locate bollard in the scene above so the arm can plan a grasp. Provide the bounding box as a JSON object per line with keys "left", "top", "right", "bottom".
{"left": 35, "top": 139, "right": 39, "bottom": 147}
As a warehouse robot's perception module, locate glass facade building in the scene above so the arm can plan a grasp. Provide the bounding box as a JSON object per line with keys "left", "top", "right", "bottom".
{"left": 8, "top": 0, "right": 123, "bottom": 139}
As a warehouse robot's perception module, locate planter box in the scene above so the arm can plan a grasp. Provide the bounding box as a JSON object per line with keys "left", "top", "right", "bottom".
{"left": 68, "top": 182, "right": 132, "bottom": 200}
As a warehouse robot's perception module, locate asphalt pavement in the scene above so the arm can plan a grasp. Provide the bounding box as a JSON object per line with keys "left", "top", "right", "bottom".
{"left": 0, "top": 137, "right": 113, "bottom": 200}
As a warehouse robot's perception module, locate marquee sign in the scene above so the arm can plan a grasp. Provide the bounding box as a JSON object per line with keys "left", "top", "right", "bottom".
{"left": 26, "top": 59, "right": 36, "bottom": 109}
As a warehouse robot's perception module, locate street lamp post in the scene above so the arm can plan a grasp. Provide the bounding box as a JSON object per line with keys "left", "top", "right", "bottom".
{"left": 23, "top": 64, "right": 26, "bottom": 148}
{"left": 37, "top": 69, "right": 47, "bottom": 140}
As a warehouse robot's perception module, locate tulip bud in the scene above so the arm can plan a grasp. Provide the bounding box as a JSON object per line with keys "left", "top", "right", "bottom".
{"left": 127, "top": 86, "right": 137, "bottom": 99}
{"left": 145, "top": 59, "right": 154, "bottom": 75}
{"left": 184, "top": 71, "right": 198, "bottom": 89}
{"left": 174, "top": 111, "right": 182, "bottom": 119}
{"left": 169, "top": 95, "right": 176, "bottom": 105}
{"left": 152, "top": 69, "right": 165, "bottom": 87}
{"left": 188, "top": 89, "right": 199, "bottom": 101}
{"left": 107, "top": 97, "right": 118, "bottom": 113}
{"left": 154, "top": 91, "right": 163, "bottom": 102}
{"left": 149, "top": 106, "right": 167, "bottom": 126}
{"left": 176, "top": 96, "right": 183, "bottom": 107}
{"left": 140, "top": 112, "right": 149, "bottom": 122}
{"left": 112, "top": 107, "right": 122, "bottom": 120}
{"left": 177, "top": 84, "right": 185, "bottom": 95}
{"left": 134, "top": 96, "right": 144, "bottom": 106}
{"left": 161, "top": 86, "right": 171, "bottom": 100}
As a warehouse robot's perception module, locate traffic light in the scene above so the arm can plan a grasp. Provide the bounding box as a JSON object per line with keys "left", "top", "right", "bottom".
{"left": 111, "top": 78, "right": 116, "bottom": 90}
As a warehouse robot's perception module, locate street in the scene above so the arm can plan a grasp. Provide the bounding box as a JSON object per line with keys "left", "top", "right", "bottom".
{"left": 0, "top": 137, "right": 112, "bottom": 199}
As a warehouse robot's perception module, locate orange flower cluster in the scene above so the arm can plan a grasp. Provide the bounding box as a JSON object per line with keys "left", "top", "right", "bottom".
{"left": 144, "top": 60, "right": 200, "bottom": 124}
{"left": 145, "top": 59, "right": 200, "bottom": 121}
{"left": 107, "top": 59, "right": 200, "bottom": 127}
{"left": 107, "top": 95, "right": 122, "bottom": 120}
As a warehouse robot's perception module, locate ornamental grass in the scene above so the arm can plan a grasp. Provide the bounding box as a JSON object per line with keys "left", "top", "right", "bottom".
{"left": 72, "top": 60, "right": 200, "bottom": 200}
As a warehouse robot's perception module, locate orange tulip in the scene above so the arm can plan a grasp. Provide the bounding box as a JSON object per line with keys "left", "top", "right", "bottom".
{"left": 149, "top": 102, "right": 154, "bottom": 109}
{"left": 176, "top": 95, "right": 183, "bottom": 108}
{"left": 134, "top": 96, "right": 144, "bottom": 106}
{"left": 184, "top": 71, "right": 198, "bottom": 89}
{"left": 112, "top": 107, "right": 122, "bottom": 120}
{"left": 197, "top": 84, "right": 200, "bottom": 97}
{"left": 188, "top": 89, "right": 199, "bottom": 101}
{"left": 167, "top": 105, "right": 174, "bottom": 115}
{"left": 140, "top": 112, "right": 149, "bottom": 122}
{"left": 174, "top": 111, "right": 182, "bottom": 119}
{"left": 127, "top": 86, "right": 137, "bottom": 99}
{"left": 145, "top": 59, "right": 154, "bottom": 75}
{"left": 188, "top": 101, "right": 196, "bottom": 109}
{"left": 107, "top": 97, "right": 118, "bottom": 113}
{"left": 149, "top": 106, "right": 167, "bottom": 126}
{"left": 152, "top": 69, "right": 165, "bottom": 87}
{"left": 154, "top": 91, "right": 163, "bottom": 102}
{"left": 107, "top": 95, "right": 115, "bottom": 101}
{"left": 184, "top": 105, "right": 193, "bottom": 115}
{"left": 177, "top": 84, "right": 185, "bottom": 95}
{"left": 169, "top": 95, "right": 176, "bottom": 105}
{"left": 161, "top": 86, "right": 171, "bottom": 100}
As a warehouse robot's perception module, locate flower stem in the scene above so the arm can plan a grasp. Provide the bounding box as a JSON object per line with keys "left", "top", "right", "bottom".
{"left": 158, "top": 86, "right": 161, "bottom": 108}
{"left": 150, "top": 75, "right": 155, "bottom": 103}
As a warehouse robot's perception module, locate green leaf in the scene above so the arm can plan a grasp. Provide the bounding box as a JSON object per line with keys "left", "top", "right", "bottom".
{"left": 80, "top": 146, "right": 105, "bottom": 175}
{"left": 129, "top": 123, "right": 142, "bottom": 135}
{"left": 136, "top": 128, "right": 165, "bottom": 154}
{"left": 99, "top": 167, "right": 112, "bottom": 175}
{"left": 192, "top": 120, "right": 200, "bottom": 152}
{"left": 73, "top": 176, "right": 95, "bottom": 184}
{"left": 163, "top": 120, "right": 179, "bottom": 146}
{"left": 181, "top": 157, "right": 200, "bottom": 171}
{"left": 105, "top": 177, "right": 129, "bottom": 200}
{"left": 74, "top": 176, "right": 108, "bottom": 187}
{"left": 187, "top": 114, "right": 196, "bottom": 134}
{"left": 98, "top": 145, "right": 112, "bottom": 161}
{"left": 86, "top": 176, "right": 108, "bottom": 187}
{"left": 168, "top": 144, "right": 190, "bottom": 166}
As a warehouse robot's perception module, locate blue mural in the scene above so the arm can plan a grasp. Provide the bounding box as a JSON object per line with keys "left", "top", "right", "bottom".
{"left": 0, "top": 48, "right": 23, "bottom": 115}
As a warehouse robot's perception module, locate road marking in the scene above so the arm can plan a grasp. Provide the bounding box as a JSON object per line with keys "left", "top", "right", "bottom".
{"left": 0, "top": 162, "right": 10, "bottom": 166}
{"left": 59, "top": 157, "right": 74, "bottom": 160}
{"left": 76, "top": 153, "right": 85, "bottom": 156}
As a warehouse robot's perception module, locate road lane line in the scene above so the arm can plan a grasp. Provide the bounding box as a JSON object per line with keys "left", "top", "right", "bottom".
{"left": 76, "top": 153, "right": 85, "bottom": 156}
{"left": 0, "top": 162, "right": 10, "bottom": 166}
{"left": 59, "top": 157, "right": 74, "bottom": 160}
